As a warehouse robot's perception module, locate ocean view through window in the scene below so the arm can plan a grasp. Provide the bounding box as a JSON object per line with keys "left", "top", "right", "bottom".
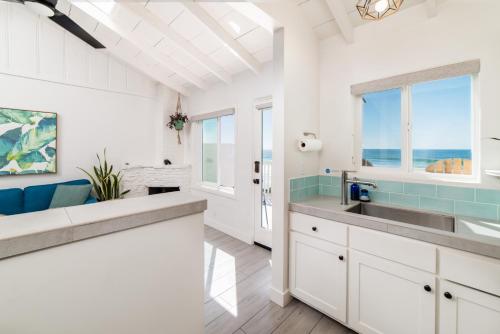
{"left": 361, "top": 75, "right": 474, "bottom": 176}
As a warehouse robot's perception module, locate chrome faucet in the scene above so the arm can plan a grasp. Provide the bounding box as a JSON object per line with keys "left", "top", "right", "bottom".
{"left": 340, "top": 170, "right": 377, "bottom": 205}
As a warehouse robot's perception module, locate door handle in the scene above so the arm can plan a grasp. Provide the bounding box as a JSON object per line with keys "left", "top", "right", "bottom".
{"left": 253, "top": 179, "right": 260, "bottom": 185}
{"left": 254, "top": 161, "right": 260, "bottom": 173}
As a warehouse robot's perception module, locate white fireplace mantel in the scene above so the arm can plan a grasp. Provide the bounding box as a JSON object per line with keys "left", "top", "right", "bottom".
{"left": 122, "top": 164, "right": 191, "bottom": 197}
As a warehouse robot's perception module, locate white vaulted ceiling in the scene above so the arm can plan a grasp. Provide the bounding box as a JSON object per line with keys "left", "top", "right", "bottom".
{"left": 297, "top": 0, "right": 443, "bottom": 40}
{"left": 60, "top": 0, "right": 273, "bottom": 95}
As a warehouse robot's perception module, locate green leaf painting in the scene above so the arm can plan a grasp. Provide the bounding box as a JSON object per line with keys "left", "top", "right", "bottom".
{"left": 0, "top": 108, "right": 56, "bottom": 175}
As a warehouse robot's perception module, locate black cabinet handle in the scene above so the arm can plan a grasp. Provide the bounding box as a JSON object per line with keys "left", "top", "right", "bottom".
{"left": 424, "top": 285, "right": 432, "bottom": 292}
{"left": 338, "top": 255, "right": 344, "bottom": 261}
{"left": 312, "top": 226, "right": 317, "bottom": 232}
{"left": 444, "top": 292, "right": 453, "bottom": 299}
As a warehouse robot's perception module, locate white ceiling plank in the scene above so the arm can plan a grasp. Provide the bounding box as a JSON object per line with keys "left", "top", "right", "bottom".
{"left": 119, "top": 1, "right": 232, "bottom": 84}
{"left": 325, "top": 0, "right": 354, "bottom": 43}
{"left": 182, "top": 2, "right": 261, "bottom": 74}
{"left": 226, "top": 2, "right": 274, "bottom": 35}
{"left": 68, "top": 0, "right": 207, "bottom": 90}
{"left": 88, "top": 30, "right": 186, "bottom": 95}
{"left": 426, "top": 0, "right": 438, "bottom": 17}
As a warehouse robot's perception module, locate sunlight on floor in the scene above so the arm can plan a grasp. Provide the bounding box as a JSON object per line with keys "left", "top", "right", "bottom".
{"left": 204, "top": 240, "right": 239, "bottom": 317}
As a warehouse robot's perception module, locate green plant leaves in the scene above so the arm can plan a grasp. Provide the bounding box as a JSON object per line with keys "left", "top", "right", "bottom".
{"left": 78, "top": 149, "right": 130, "bottom": 202}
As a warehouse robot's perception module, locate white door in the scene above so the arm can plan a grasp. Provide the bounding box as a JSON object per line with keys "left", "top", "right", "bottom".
{"left": 440, "top": 280, "right": 500, "bottom": 334}
{"left": 289, "top": 231, "right": 347, "bottom": 322}
{"left": 253, "top": 101, "right": 272, "bottom": 248}
{"left": 348, "top": 250, "right": 436, "bottom": 334}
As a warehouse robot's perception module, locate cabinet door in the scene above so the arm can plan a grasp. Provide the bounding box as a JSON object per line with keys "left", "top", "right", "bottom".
{"left": 289, "top": 231, "right": 347, "bottom": 322}
{"left": 440, "top": 280, "right": 500, "bottom": 334}
{"left": 348, "top": 250, "right": 435, "bottom": 334}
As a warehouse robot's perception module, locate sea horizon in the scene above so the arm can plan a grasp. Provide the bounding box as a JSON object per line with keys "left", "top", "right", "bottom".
{"left": 363, "top": 148, "right": 472, "bottom": 168}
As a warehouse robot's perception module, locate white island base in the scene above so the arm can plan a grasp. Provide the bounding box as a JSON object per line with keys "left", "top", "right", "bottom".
{"left": 0, "top": 193, "right": 206, "bottom": 334}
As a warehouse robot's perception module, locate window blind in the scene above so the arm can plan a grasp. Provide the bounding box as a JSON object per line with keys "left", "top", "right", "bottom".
{"left": 190, "top": 108, "right": 235, "bottom": 122}
{"left": 350, "top": 59, "right": 480, "bottom": 96}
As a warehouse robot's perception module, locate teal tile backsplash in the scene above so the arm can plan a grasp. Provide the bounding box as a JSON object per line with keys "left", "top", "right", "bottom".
{"left": 419, "top": 196, "right": 454, "bottom": 214}
{"left": 390, "top": 193, "right": 420, "bottom": 208}
{"left": 454, "top": 201, "right": 498, "bottom": 220}
{"left": 437, "top": 185, "right": 475, "bottom": 201}
{"left": 476, "top": 188, "right": 500, "bottom": 205}
{"left": 290, "top": 174, "right": 500, "bottom": 221}
{"left": 404, "top": 183, "right": 437, "bottom": 197}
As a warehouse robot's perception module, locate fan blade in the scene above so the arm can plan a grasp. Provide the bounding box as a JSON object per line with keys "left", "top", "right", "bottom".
{"left": 49, "top": 10, "right": 105, "bottom": 49}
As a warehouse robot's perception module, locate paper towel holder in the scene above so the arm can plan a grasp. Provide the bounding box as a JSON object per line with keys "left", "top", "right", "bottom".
{"left": 302, "top": 131, "right": 317, "bottom": 139}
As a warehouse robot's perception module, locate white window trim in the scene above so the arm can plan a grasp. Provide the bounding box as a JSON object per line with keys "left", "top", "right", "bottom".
{"left": 194, "top": 108, "right": 237, "bottom": 198}
{"left": 354, "top": 74, "right": 481, "bottom": 184}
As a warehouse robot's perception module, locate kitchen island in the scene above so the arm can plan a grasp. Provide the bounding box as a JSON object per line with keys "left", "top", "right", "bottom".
{"left": 0, "top": 192, "right": 207, "bottom": 334}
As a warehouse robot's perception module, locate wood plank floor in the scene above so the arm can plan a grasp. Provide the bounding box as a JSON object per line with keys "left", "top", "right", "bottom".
{"left": 204, "top": 226, "right": 356, "bottom": 334}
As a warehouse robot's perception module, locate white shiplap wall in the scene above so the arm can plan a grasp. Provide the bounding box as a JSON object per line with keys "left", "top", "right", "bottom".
{"left": 0, "top": 3, "right": 157, "bottom": 98}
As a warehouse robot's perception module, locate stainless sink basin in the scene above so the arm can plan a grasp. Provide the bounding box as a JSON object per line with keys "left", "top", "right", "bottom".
{"left": 346, "top": 202, "right": 455, "bottom": 232}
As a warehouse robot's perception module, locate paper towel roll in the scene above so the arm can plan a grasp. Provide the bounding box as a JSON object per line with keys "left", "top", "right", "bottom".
{"left": 298, "top": 138, "right": 322, "bottom": 152}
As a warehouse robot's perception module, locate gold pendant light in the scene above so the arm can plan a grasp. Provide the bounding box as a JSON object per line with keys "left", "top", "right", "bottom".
{"left": 356, "top": 0, "right": 404, "bottom": 20}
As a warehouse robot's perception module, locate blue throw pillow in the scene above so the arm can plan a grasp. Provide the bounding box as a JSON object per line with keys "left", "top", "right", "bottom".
{"left": 24, "top": 179, "right": 91, "bottom": 213}
{"left": 49, "top": 184, "right": 93, "bottom": 209}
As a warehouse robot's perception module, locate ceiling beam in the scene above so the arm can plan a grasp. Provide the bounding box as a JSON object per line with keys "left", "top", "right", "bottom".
{"left": 118, "top": 1, "right": 232, "bottom": 84}
{"left": 68, "top": 0, "right": 207, "bottom": 90}
{"left": 325, "top": 0, "right": 353, "bottom": 44}
{"left": 226, "top": 2, "right": 274, "bottom": 35}
{"left": 181, "top": 2, "right": 261, "bottom": 74}
{"left": 425, "top": 0, "right": 438, "bottom": 17}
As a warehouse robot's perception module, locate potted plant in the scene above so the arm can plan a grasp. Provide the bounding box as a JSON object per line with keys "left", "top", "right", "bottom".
{"left": 78, "top": 149, "right": 130, "bottom": 201}
{"left": 167, "top": 94, "right": 188, "bottom": 144}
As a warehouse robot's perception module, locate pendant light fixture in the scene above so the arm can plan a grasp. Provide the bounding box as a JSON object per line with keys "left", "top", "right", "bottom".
{"left": 356, "top": 0, "right": 404, "bottom": 20}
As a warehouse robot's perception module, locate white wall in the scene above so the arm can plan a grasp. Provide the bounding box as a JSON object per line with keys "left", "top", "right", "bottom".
{"left": 319, "top": 0, "right": 500, "bottom": 188}
{"left": 186, "top": 63, "right": 273, "bottom": 243}
{"left": 0, "top": 3, "right": 180, "bottom": 189}
{"left": 257, "top": 1, "right": 321, "bottom": 306}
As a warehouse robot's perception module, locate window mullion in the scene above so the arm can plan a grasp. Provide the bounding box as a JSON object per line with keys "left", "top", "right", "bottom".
{"left": 217, "top": 117, "right": 221, "bottom": 188}
{"left": 400, "top": 86, "right": 410, "bottom": 174}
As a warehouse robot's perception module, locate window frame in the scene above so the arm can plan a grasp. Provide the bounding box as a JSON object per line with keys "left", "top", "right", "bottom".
{"left": 354, "top": 74, "right": 480, "bottom": 184}
{"left": 196, "top": 111, "right": 237, "bottom": 197}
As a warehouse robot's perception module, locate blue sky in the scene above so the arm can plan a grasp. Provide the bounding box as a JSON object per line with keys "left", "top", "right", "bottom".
{"left": 363, "top": 75, "right": 472, "bottom": 150}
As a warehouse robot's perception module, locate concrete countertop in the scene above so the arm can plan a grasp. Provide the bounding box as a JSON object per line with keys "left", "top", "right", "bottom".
{"left": 290, "top": 196, "right": 500, "bottom": 260}
{"left": 0, "top": 192, "right": 207, "bottom": 260}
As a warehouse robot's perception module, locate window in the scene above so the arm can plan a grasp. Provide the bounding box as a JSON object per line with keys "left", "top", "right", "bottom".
{"left": 201, "top": 114, "right": 235, "bottom": 189}
{"left": 362, "top": 88, "right": 402, "bottom": 168}
{"left": 360, "top": 75, "right": 475, "bottom": 177}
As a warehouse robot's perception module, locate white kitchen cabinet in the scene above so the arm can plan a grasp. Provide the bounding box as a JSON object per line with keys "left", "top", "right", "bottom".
{"left": 439, "top": 280, "right": 500, "bottom": 334}
{"left": 348, "top": 250, "right": 435, "bottom": 334}
{"left": 289, "top": 231, "right": 347, "bottom": 322}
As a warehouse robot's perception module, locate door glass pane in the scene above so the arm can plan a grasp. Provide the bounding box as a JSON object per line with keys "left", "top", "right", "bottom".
{"left": 362, "top": 88, "right": 402, "bottom": 168}
{"left": 219, "top": 115, "right": 235, "bottom": 188}
{"left": 411, "top": 76, "right": 472, "bottom": 174}
{"left": 261, "top": 107, "right": 272, "bottom": 230}
{"left": 202, "top": 118, "right": 217, "bottom": 183}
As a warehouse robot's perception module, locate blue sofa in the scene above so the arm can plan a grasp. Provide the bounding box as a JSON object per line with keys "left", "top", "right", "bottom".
{"left": 0, "top": 179, "right": 97, "bottom": 216}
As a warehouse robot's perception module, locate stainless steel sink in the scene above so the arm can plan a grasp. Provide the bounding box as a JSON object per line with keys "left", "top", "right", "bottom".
{"left": 346, "top": 202, "right": 455, "bottom": 232}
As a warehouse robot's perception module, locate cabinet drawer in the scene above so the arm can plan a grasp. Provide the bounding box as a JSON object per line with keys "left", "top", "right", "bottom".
{"left": 289, "top": 212, "right": 347, "bottom": 246}
{"left": 440, "top": 248, "right": 500, "bottom": 297}
{"left": 350, "top": 226, "right": 437, "bottom": 273}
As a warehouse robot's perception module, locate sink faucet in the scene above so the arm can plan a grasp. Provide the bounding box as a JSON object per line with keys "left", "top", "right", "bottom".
{"left": 340, "top": 170, "right": 377, "bottom": 205}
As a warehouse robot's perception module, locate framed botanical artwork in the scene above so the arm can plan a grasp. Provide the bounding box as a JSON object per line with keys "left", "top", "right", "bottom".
{"left": 0, "top": 107, "right": 57, "bottom": 175}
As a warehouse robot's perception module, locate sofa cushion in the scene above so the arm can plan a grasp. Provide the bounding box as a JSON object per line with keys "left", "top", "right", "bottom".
{"left": 0, "top": 188, "right": 23, "bottom": 215}
{"left": 49, "top": 184, "right": 93, "bottom": 209}
{"left": 24, "top": 179, "right": 91, "bottom": 213}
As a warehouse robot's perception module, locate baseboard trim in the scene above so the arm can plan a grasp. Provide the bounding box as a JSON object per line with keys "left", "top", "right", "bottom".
{"left": 204, "top": 218, "right": 253, "bottom": 244}
{"left": 270, "top": 287, "right": 293, "bottom": 307}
